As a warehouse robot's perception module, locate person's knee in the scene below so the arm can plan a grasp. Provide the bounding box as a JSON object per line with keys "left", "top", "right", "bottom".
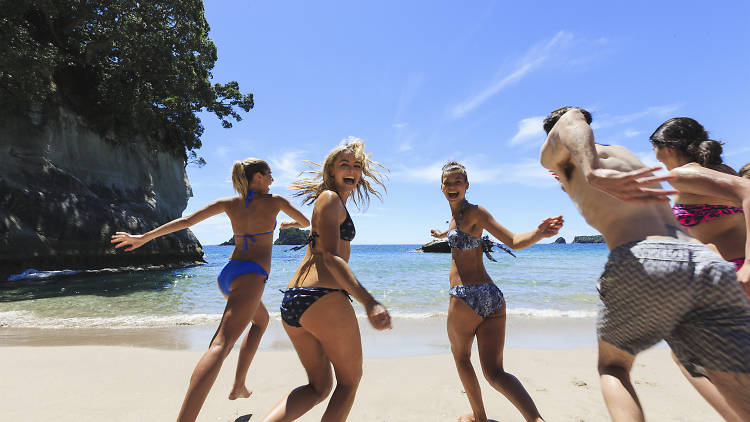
{"left": 452, "top": 351, "right": 473, "bottom": 370}
{"left": 253, "top": 308, "right": 270, "bottom": 330}
{"left": 311, "top": 372, "right": 334, "bottom": 400}
{"left": 209, "top": 336, "right": 234, "bottom": 357}
{"left": 481, "top": 363, "right": 505, "bottom": 382}
{"left": 335, "top": 364, "right": 363, "bottom": 390}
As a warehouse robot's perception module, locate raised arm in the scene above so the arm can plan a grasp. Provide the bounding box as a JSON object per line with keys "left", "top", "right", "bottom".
{"left": 541, "top": 109, "right": 675, "bottom": 203}
{"left": 313, "top": 192, "right": 391, "bottom": 329}
{"left": 275, "top": 196, "right": 310, "bottom": 229}
{"left": 669, "top": 166, "right": 750, "bottom": 287}
{"left": 477, "top": 206, "right": 562, "bottom": 250}
{"left": 111, "top": 199, "right": 226, "bottom": 251}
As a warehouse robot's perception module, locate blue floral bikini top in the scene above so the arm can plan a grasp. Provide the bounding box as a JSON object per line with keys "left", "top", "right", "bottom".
{"left": 447, "top": 202, "right": 483, "bottom": 250}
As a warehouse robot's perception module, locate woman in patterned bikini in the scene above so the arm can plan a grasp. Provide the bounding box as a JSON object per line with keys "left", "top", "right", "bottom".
{"left": 262, "top": 139, "right": 391, "bottom": 422}
{"left": 429, "top": 161, "right": 562, "bottom": 422}
{"left": 650, "top": 117, "right": 750, "bottom": 422}
{"left": 111, "top": 158, "right": 309, "bottom": 422}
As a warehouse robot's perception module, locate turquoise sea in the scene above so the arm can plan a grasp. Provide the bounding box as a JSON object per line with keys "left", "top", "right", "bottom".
{"left": 0, "top": 244, "right": 608, "bottom": 330}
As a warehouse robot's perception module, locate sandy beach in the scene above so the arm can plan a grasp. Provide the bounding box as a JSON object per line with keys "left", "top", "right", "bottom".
{"left": 0, "top": 342, "right": 723, "bottom": 421}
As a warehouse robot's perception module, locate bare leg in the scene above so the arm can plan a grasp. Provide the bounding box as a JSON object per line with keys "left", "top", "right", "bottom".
{"left": 671, "top": 352, "right": 741, "bottom": 422}
{"left": 261, "top": 323, "right": 334, "bottom": 421}
{"left": 706, "top": 369, "right": 750, "bottom": 420}
{"left": 597, "top": 339, "right": 643, "bottom": 422}
{"left": 262, "top": 292, "right": 361, "bottom": 422}
{"left": 476, "top": 304, "right": 543, "bottom": 422}
{"left": 447, "top": 297, "right": 487, "bottom": 422}
{"left": 176, "top": 274, "right": 265, "bottom": 422}
{"left": 229, "top": 301, "right": 270, "bottom": 400}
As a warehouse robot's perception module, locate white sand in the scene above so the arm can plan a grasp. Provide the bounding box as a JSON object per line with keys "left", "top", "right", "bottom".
{"left": 0, "top": 346, "right": 723, "bottom": 421}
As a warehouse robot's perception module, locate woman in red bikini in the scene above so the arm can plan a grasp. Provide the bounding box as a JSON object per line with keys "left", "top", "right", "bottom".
{"left": 651, "top": 117, "right": 750, "bottom": 422}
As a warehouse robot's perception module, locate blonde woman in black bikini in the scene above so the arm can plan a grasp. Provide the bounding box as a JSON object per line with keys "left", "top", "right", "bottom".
{"left": 261, "top": 139, "right": 391, "bottom": 422}
{"left": 430, "top": 161, "right": 563, "bottom": 422}
{"left": 111, "top": 158, "right": 309, "bottom": 422}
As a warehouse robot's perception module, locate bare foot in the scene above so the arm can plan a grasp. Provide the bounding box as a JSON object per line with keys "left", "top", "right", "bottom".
{"left": 228, "top": 385, "right": 252, "bottom": 400}
{"left": 457, "top": 413, "right": 486, "bottom": 422}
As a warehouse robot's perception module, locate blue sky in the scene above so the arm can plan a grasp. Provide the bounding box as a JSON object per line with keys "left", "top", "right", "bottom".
{"left": 184, "top": 1, "right": 750, "bottom": 245}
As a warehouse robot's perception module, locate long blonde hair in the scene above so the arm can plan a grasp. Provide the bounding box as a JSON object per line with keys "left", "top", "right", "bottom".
{"left": 291, "top": 137, "right": 388, "bottom": 210}
{"left": 232, "top": 158, "right": 269, "bottom": 198}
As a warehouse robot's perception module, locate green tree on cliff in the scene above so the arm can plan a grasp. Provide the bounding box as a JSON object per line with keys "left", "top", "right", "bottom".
{"left": 0, "top": 0, "right": 252, "bottom": 157}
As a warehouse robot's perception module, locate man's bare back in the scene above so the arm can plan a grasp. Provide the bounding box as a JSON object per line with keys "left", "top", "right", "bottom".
{"left": 540, "top": 109, "right": 690, "bottom": 249}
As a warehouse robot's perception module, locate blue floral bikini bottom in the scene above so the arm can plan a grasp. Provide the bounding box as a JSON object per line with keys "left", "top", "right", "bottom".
{"left": 449, "top": 282, "right": 505, "bottom": 318}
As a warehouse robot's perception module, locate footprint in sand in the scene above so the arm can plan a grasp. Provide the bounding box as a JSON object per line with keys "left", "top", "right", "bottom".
{"left": 572, "top": 378, "right": 589, "bottom": 388}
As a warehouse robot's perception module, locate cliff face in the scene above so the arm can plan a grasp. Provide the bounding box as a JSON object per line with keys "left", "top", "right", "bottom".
{"left": 0, "top": 107, "right": 204, "bottom": 282}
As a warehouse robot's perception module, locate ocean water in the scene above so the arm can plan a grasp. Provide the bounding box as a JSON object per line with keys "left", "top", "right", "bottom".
{"left": 0, "top": 244, "right": 608, "bottom": 330}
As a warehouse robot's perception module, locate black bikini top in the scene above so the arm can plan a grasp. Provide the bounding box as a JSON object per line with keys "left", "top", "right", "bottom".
{"left": 340, "top": 208, "right": 355, "bottom": 241}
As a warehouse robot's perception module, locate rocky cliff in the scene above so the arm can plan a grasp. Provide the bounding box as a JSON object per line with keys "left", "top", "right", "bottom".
{"left": 0, "top": 107, "right": 204, "bottom": 282}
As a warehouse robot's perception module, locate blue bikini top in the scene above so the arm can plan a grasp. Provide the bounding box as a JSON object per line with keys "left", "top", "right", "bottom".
{"left": 447, "top": 202, "right": 482, "bottom": 250}
{"left": 234, "top": 190, "right": 276, "bottom": 251}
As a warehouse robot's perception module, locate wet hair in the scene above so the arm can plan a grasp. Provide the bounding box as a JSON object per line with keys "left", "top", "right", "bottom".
{"left": 543, "top": 106, "right": 593, "bottom": 134}
{"left": 232, "top": 158, "right": 269, "bottom": 197}
{"left": 739, "top": 162, "right": 750, "bottom": 180}
{"left": 650, "top": 117, "right": 724, "bottom": 167}
{"left": 441, "top": 161, "right": 468, "bottom": 184}
{"left": 291, "top": 137, "right": 388, "bottom": 210}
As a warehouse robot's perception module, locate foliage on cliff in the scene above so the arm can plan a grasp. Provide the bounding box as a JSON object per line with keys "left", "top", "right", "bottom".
{"left": 0, "top": 0, "right": 253, "bottom": 157}
{"left": 573, "top": 235, "right": 605, "bottom": 243}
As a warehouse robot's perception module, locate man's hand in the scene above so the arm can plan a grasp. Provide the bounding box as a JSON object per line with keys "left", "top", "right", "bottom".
{"left": 587, "top": 167, "right": 677, "bottom": 204}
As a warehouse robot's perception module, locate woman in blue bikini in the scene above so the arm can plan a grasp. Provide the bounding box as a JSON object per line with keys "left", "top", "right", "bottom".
{"left": 111, "top": 158, "right": 309, "bottom": 422}
{"left": 430, "top": 161, "right": 562, "bottom": 422}
{"left": 262, "top": 139, "right": 391, "bottom": 422}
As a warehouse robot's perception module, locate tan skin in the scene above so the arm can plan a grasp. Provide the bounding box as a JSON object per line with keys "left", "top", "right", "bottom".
{"left": 541, "top": 109, "right": 750, "bottom": 422}
{"left": 262, "top": 152, "right": 391, "bottom": 422}
{"left": 430, "top": 172, "right": 562, "bottom": 422}
{"left": 111, "top": 167, "right": 310, "bottom": 422}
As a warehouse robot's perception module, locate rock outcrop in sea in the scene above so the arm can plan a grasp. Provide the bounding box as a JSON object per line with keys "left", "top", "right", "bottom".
{"left": 0, "top": 107, "right": 204, "bottom": 282}
{"left": 573, "top": 235, "right": 605, "bottom": 244}
{"left": 553, "top": 237, "right": 566, "bottom": 244}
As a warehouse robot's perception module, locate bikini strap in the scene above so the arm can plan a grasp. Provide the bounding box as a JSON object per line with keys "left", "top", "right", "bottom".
{"left": 245, "top": 189, "right": 254, "bottom": 208}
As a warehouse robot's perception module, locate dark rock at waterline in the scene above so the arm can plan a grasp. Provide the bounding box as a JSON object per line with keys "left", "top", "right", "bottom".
{"left": 0, "top": 107, "right": 204, "bottom": 283}
{"left": 274, "top": 228, "right": 310, "bottom": 245}
{"left": 420, "top": 239, "right": 451, "bottom": 253}
{"left": 553, "top": 237, "right": 566, "bottom": 244}
{"left": 573, "top": 235, "right": 605, "bottom": 244}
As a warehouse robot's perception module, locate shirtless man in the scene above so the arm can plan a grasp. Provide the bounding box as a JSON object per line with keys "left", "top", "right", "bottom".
{"left": 539, "top": 106, "right": 750, "bottom": 421}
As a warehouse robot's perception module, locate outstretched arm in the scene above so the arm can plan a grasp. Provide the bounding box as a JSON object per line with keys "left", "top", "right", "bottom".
{"left": 313, "top": 192, "right": 391, "bottom": 330}
{"left": 276, "top": 196, "right": 310, "bottom": 229}
{"left": 111, "top": 200, "right": 226, "bottom": 251}
{"left": 477, "top": 206, "right": 563, "bottom": 250}
{"left": 541, "top": 109, "right": 676, "bottom": 203}
{"left": 669, "top": 166, "right": 750, "bottom": 288}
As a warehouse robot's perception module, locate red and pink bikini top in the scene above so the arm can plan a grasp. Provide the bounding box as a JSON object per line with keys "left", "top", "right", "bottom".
{"left": 672, "top": 203, "right": 744, "bottom": 227}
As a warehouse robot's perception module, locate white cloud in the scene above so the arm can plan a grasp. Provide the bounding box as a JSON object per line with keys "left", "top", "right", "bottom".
{"left": 451, "top": 31, "right": 574, "bottom": 118}
{"left": 393, "top": 123, "right": 408, "bottom": 129}
{"left": 399, "top": 142, "right": 413, "bottom": 152}
{"left": 624, "top": 129, "right": 642, "bottom": 138}
{"left": 268, "top": 150, "right": 307, "bottom": 189}
{"left": 508, "top": 116, "right": 546, "bottom": 147}
{"left": 591, "top": 104, "right": 680, "bottom": 130}
{"left": 725, "top": 146, "right": 750, "bottom": 158}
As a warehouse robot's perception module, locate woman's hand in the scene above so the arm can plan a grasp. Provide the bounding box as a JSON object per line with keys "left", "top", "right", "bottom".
{"left": 366, "top": 302, "right": 392, "bottom": 330}
{"left": 536, "top": 216, "right": 564, "bottom": 238}
{"left": 110, "top": 232, "right": 147, "bottom": 252}
{"left": 430, "top": 229, "right": 445, "bottom": 238}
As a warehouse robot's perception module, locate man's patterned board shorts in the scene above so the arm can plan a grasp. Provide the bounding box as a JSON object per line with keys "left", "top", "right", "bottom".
{"left": 597, "top": 239, "right": 750, "bottom": 377}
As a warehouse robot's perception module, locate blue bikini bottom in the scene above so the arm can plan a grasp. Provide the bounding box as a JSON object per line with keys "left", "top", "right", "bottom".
{"left": 217, "top": 260, "right": 268, "bottom": 297}
{"left": 449, "top": 282, "right": 505, "bottom": 318}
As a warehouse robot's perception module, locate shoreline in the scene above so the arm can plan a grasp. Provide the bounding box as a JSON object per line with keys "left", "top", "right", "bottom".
{"left": 0, "top": 346, "right": 720, "bottom": 421}
{"left": 0, "top": 315, "right": 601, "bottom": 355}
